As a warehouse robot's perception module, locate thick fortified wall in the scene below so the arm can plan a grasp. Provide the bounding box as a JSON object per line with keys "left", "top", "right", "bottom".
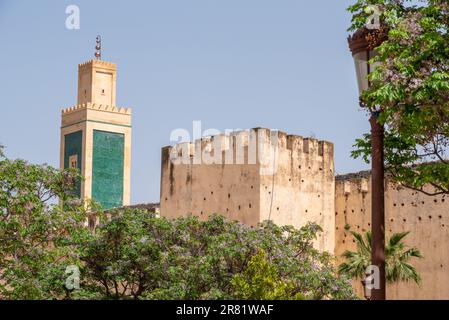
{"left": 160, "top": 128, "right": 335, "bottom": 253}
{"left": 335, "top": 173, "right": 449, "bottom": 299}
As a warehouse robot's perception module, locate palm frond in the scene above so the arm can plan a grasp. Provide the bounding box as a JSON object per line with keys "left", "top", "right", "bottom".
{"left": 400, "top": 248, "right": 423, "bottom": 261}
{"left": 387, "top": 261, "right": 421, "bottom": 284}
{"left": 339, "top": 230, "right": 422, "bottom": 285}
{"left": 350, "top": 231, "right": 371, "bottom": 256}
{"left": 389, "top": 231, "right": 410, "bottom": 247}
{"left": 365, "top": 231, "right": 372, "bottom": 249}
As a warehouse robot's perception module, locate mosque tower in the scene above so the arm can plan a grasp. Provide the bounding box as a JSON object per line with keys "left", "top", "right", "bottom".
{"left": 60, "top": 36, "right": 131, "bottom": 209}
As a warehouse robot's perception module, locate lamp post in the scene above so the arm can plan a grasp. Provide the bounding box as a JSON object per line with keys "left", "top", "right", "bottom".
{"left": 348, "top": 27, "right": 387, "bottom": 300}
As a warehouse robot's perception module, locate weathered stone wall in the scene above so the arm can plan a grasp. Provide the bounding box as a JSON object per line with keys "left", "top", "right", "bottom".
{"left": 335, "top": 174, "right": 449, "bottom": 299}
{"left": 257, "top": 131, "right": 335, "bottom": 253}
{"left": 160, "top": 127, "right": 448, "bottom": 299}
{"left": 160, "top": 128, "right": 335, "bottom": 253}
{"left": 160, "top": 129, "right": 262, "bottom": 226}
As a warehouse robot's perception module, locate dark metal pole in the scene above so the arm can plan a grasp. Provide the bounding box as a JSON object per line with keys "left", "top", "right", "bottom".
{"left": 369, "top": 113, "right": 386, "bottom": 300}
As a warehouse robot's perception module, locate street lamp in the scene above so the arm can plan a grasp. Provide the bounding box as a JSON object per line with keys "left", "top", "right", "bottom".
{"left": 348, "top": 26, "right": 388, "bottom": 301}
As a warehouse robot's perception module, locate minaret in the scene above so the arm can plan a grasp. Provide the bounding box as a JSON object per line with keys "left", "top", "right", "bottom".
{"left": 60, "top": 37, "right": 131, "bottom": 209}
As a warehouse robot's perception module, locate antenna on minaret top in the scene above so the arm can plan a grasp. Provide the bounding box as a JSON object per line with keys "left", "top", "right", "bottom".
{"left": 95, "top": 35, "right": 102, "bottom": 60}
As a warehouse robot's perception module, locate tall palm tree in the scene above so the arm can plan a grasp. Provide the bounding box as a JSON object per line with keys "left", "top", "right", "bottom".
{"left": 338, "top": 231, "right": 423, "bottom": 284}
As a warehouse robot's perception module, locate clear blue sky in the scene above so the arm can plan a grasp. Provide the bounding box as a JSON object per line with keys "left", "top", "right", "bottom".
{"left": 0, "top": 0, "right": 370, "bottom": 204}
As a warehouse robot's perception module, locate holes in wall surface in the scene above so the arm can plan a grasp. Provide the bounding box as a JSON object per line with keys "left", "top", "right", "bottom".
{"left": 418, "top": 217, "right": 422, "bottom": 221}
{"left": 101, "top": 89, "right": 105, "bottom": 95}
{"left": 249, "top": 204, "right": 252, "bottom": 209}
{"left": 305, "top": 209, "right": 308, "bottom": 213}
{"left": 301, "top": 179, "right": 305, "bottom": 183}
{"left": 204, "top": 197, "right": 206, "bottom": 201}
{"left": 434, "top": 199, "right": 438, "bottom": 203}
{"left": 335, "top": 212, "right": 338, "bottom": 215}
{"left": 403, "top": 219, "right": 407, "bottom": 222}
{"left": 277, "top": 207, "right": 280, "bottom": 211}
{"left": 439, "top": 215, "right": 442, "bottom": 219}
{"left": 401, "top": 203, "right": 405, "bottom": 207}
{"left": 211, "top": 191, "right": 214, "bottom": 195}
{"left": 228, "top": 193, "right": 231, "bottom": 199}
{"left": 429, "top": 215, "right": 432, "bottom": 219}
{"left": 165, "top": 197, "right": 168, "bottom": 201}
{"left": 298, "top": 165, "right": 302, "bottom": 169}
{"left": 238, "top": 205, "right": 241, "bottom": 210}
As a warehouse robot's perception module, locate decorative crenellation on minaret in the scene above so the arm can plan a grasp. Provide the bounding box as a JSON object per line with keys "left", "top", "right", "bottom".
{"left": 60, "top": 43, "right": 132, "bottom": 210}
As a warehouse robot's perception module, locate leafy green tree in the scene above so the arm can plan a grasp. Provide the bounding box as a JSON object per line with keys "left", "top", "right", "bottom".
{"left": 0, "top": 146, "right": 356, "bottom": 300}
{"left": 348, "top": 0, "right": 449, "bottom": 195}
{"left": 78, "top": 210, "right": 356, "bottom": 300}
{"left": 0, "top": 147, "right": 90, "bottom": 299}
{"left": 231, "top": 250, "right": 305, "bottom": 300}
{"left": 74, "top": 208, "right": 169, "bottom": 299}
{"left": 338, "top": 231, "right": 423, "bottom": 284}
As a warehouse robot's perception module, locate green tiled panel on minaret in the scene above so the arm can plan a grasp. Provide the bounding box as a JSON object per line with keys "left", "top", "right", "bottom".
{"left": 64, "top": 131, "right": 82, "bottom": 198}
{"left": 92, "top": 130, "right": 124, "bottom": 209}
